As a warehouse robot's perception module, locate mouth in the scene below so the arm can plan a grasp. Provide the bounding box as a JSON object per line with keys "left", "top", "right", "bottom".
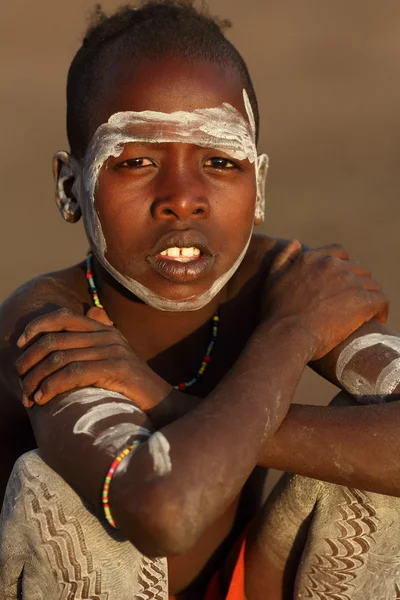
{"left": 147, "top": 231, "right": 216, "bottom": 283}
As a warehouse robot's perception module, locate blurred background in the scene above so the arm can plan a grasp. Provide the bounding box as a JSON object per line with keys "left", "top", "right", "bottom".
{"left": 1, "top": 1, "right": 400, "bottom": 467}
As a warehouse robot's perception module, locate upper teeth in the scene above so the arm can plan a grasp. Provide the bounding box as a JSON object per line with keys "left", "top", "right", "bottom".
{"left": 160, "top": 247, "right": 201, "bottom": 257}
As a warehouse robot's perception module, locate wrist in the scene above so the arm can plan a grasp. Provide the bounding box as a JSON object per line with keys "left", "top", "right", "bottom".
{"left": 260, "top": 315, "right": 318, "bottom": 364}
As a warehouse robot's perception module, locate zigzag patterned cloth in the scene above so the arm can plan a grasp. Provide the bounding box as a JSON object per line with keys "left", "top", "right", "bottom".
{"left": 0, "top": 451, "right": 168, "bottom": 599}
{"left": 2, "top": 451, "right": 400, "bottom": 599}
{"left": 258, "top": 473, "right": 400, "bottom": 599}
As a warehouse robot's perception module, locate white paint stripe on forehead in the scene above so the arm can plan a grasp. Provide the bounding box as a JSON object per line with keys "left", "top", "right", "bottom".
{"left": 83, "top": 88, "right": 257, "bottom": 198}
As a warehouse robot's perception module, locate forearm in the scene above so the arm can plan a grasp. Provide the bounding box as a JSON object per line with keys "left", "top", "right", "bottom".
{"left": 259, "top": 397, "right": 400, "bottom": 496}
{"left": 111, "top": 318, "right": 313, "bottom": 554}
{"left": 259, "top": 319, "right": 400, "bottom": 495}
{"left": 313, "top": 318, "right": 400, "bottom": 399}
{"left": 30, "top": 318, "right": 313, "bottom": 557}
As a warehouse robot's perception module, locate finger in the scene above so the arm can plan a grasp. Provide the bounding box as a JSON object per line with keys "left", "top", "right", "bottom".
{"left": 31, "top": 358, "right": 132, "bottom": 405}
{"left": 20, "top": 344, "right": 128, "bottom": 402}
{"left": 311, "top": 244, "right": 350, "bottom": 261}
{"left": 22, "top": 393, "right": 34, "bottom": 409}
{"left": 16, "top": 330, "right": 119, "bottom": 376}
{"left": 17, "top": 308, "right": 111, "bottom": 348}
{"left": 345, "top": 260, "right": 372, "bottom": 278}
{"left": 86, "top": 306, "right": 113, "bottom": 326}
{"left": 270, "top": 239, "right": 303, "bottom": 275}
{"left": 367, "top": 290, "right": 389, "bottom": 324}
{"left": 353, "top": 275, "right": 382, "bottom": 292}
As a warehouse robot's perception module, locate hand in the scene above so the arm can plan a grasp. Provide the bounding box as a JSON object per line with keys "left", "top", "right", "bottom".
{"left": 263, "top": 241, "right": 388, "bottom": 360}
{"left": 16, "top": 307, "right": 171, "bottom": 409}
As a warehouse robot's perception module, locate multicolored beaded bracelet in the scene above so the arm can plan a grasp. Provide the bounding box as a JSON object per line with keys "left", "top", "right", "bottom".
{"left": 102, "top": 441, "right": 141, "bottom": 527}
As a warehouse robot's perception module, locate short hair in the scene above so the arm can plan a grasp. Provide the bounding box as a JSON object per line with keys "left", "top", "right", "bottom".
{"left": 66, "top": 1, "right": 260, "bottom": 158}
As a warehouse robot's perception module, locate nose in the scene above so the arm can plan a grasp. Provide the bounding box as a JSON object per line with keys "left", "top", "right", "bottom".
{"left": 151, "top": 173, "right": 210, "bottom": 222}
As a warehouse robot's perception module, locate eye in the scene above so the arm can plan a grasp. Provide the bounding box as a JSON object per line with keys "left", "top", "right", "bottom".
{"left": 115, "top": 157, "right": 155, "bottom": 170}
{"left": 204, "top": 157, "right": 240, "bottom": 170}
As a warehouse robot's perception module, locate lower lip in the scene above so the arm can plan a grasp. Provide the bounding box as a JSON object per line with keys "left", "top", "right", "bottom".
{"left": 147, "top": 253, "right": 215, "bottom": 283}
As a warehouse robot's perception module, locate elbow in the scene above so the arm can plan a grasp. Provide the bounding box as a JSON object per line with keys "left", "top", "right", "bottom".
{"left": 113, "top": 487, "right": 201, "bottom": 557}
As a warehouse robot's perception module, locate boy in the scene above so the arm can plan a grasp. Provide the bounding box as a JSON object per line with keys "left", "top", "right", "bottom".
{"left": 1, "top": 2, "right": 400, "bottom": 598}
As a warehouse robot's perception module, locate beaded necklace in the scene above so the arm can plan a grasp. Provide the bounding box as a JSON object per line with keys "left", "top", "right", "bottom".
{"left": 85, "top": 252, "right": 219, "bottom": 391}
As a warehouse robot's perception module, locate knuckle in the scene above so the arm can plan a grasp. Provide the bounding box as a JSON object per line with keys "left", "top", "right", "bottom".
{"left": 110, "top": 343, "right": 129, "bottom": 357}
{"left": 49, "top": 350, "right": 65, "bottom": 366}
{"left": 301, "top": 251, "right": 315, "bottom": 265}
{"left": 42, "top": 332, "right": 57, "bottom": 350}
{"left": 321, "top": 256, "right": 336, "bottom": 272}
{"left": 23, "top": 322, "right": 35, "bottom": 339}
{"left": 40, "top": 378, "right": 52, "bottom": 394}
{"left": 67, "top": 361, "right": 85, "bottom": 377}
{"left": 15, "top": 357, "right": 24, "bottom": 373}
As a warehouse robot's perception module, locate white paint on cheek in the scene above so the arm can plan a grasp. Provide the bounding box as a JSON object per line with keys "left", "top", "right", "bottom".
{"left": 148, "top": 432, "right": 172, "bottom": 476}
{"left": 93, "top": 422, "right": 151, "bottom": 455}
{"left": 336, "top": 334, "right": 400, "bottom": 396}
{"left": 73, "top": 402, "right": 141, "bottom": 437}
{"left": 73, "top": 90, "right": 269, "bottom": 312}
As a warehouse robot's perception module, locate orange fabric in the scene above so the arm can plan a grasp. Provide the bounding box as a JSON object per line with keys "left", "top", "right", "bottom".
{"left": 168, "top": 532, "right": 247, "bottom": 600}
{"left": 204, "top": 533, "right": 247, "bottom": 600}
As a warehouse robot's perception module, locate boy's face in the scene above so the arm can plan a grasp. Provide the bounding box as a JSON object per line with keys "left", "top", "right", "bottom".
{"left": 78, "top": 56, "right": 261, "bottom": 311}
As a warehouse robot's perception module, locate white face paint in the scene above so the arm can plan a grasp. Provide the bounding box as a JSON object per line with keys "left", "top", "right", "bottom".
{"left": 73, "top": 90, "right": 269, "bottom": 312}
{"left": 148, "top": 432, "right": 172, "bottom": 476}
{"left": 336, "top": 334, "right": 400, "bottom": 397}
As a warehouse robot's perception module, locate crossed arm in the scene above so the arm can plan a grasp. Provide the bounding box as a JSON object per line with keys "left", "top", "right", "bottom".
{"left": 2, "top": 247, "right": 400, "bottom": 556}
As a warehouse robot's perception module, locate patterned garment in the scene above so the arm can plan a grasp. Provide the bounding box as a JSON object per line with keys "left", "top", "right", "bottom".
{"left": 0, "top": 451, "right": 168, "bottom": 599}
{"left": 2, "top": 452, "right": 400, "bottom": 599}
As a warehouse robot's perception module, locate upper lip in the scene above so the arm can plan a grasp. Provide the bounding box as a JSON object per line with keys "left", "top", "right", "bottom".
{"left": 149, "top": 230, "right": 213, "bottom": 257}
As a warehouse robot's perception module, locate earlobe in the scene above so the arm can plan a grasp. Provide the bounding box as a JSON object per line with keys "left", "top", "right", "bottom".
{"left": 254, "top": 153, "right": 269, "bottom": 226}
{"left": 52, "top": 150, "right": 82, "bottom": 223}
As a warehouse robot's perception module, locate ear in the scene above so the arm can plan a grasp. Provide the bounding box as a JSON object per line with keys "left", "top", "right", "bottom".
{"left": 52, "top": 151, "right": 82, "bottom": 223}
{"left": 254, "top": 153, "right": 269, "bottom": 226}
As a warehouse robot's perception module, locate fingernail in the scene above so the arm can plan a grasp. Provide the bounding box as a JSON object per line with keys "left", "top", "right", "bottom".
{"left": 22, "top": 394, "right": 33, "bottom": 408}
{"left": 17, "top": 334, "right": 26, "bottom": 348}
{"left": 34, "top": 390, "right": 43, "bottom": 403}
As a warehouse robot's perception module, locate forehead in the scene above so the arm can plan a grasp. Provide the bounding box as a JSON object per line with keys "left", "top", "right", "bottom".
{"left": 90, "top": 55, "right": 248, "bottom": 136}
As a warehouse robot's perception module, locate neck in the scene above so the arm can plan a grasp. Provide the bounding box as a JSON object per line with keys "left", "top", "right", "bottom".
{"left": 93, "top": 258, "right": 223, "bottom": 361}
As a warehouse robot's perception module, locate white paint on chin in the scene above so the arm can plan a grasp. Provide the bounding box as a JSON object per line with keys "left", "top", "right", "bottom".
{"left": 94, "top": 228, "right": 253, "bottom": 312}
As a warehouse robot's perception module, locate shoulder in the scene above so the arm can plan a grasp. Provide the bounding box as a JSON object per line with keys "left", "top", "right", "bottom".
{"left": 228, "top": 234, "right": 308, "bottom": 299}
{"left": 0, "top": 264, "right": 87, "bottom": 392}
